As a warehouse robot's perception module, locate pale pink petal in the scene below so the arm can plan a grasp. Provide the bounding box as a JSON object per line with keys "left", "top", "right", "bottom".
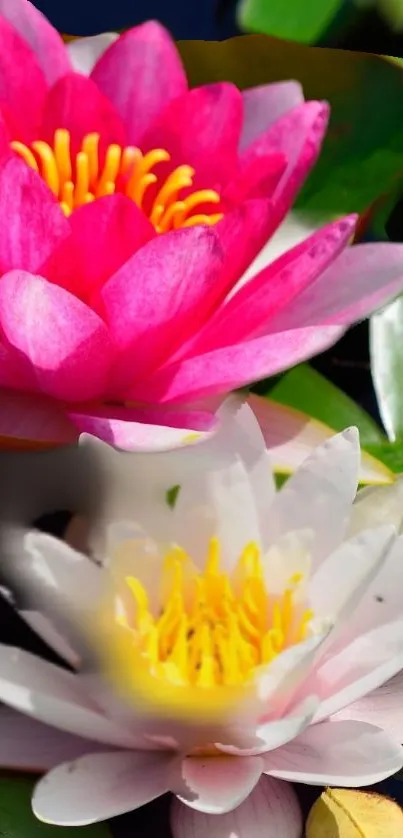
{"left": 0, "top": 14, "right": 47, "bottom": 141}
{"left": 91, "top": 21, "right": 187, "bottom": 145}
{"left": 18, "top": 530, "right": 102, "bottom": 639}
{"left": 0, "top": 390, "right": 77, "bottom": 446}
{"left": 189, "top": 216, "right": 356, "bottom": 353}
{"left": 177, "top": 755, "right": 263, "bottom": 814}
{"left": 0, "top": 705, "right": 105, "bottom": 772}
{"left": 332, "top": 671, "right": 403, "bottom": 742}
{"left": 241, "top": 213, "right": 321, "bottom": 284}
{"left": 264, "top": 428, "right": 360, "bottom": 569}
{"left": 129, "top": 326, "right": 343, "bottom": 404}
{"left": 0, "top": 645, "right": 136, "bottom": 747}
{"left": 249, "top": 393, "right": 393, "bottom": 486}
{"left": 98, "top": 226, "right": 224, "bottom": 388}
{"left": 43, "top": 195, "right": 155, "bottom": 302}
{"left": 0, "top": 0, "right": 71, "bottom": 84}
{"left": 171, "top": 775, "right": 302, "bottom": 838}
{"left": 0, "top": 157, "right": 69, "bottom": 274}
{"left": 263, "top": 720, "right": 403, "bottom": 785}
{"left": 309, "top": 526, "right": 395, "bottom": 620}
{"left": 240, "top": 81, "right": 304, "bottom": 151}
{"left": 20, "top": 610, "right": 79, "bottom": 668}
{"left": 41, "top": 72, "right": 126, "bottom": 157}
{"left": 141, "top": 83, "right": 243, "bottom": 186}
{"left": 67, "top": 33, "right": 118, "bottom": 75}
{"left": 33, "top": 750, "right": 176, "bottom": 825}
{"left": 70, "top": 408, "right": 214, "bottom": 450}
{"left": 314, "top": 620, "right": 403, "bottom": 721}
{"left": 216, "top": 697, "right": 318, "bottom": 756}
{"left": 268, "top": 242, "right": 403, "bottom": 331}
{"left": 0, "top": 271, "right": 113, "bottom": 402}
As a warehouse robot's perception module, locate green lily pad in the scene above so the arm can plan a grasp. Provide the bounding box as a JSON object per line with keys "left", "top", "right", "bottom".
{"left": 0, "top": 777, "right": 111, "bottom": 838}
{"left": 178, "top": 35, "right": 403, "bottom": 223}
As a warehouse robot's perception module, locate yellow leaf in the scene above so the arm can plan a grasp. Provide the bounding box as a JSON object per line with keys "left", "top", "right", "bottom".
{"left": 306, "top": 788, "right": 403, "bottom": 837}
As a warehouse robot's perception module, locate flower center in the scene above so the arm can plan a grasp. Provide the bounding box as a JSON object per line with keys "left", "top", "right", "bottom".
{"left": 10, "top": 130, "right": 224, "bottom": 233}
{"left": 118, "top": 538, "right": 314, "bottom": 690}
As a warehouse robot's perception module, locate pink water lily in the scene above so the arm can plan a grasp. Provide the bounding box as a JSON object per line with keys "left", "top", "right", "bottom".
{"left": 1, "top": 403, "right": 403, "bottom": 837}
{"left": 1, "top": 1, "right": 403, "bottom": 450}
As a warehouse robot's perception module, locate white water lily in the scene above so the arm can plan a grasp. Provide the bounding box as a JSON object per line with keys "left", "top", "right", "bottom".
{"left": 1, "top": 401, "right": 403, "bottom": 837}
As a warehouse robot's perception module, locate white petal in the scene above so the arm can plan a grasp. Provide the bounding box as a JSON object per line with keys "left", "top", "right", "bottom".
{"left": 254, "top": 635, "right": 327, "bottom": 711}
{"left": 250, "top": 394, "right": 393, "bottom": 487}
{"left": 171, "top": 775, "right": 302, "bottom": 838}
{"left": 67, "top": 33, "right": 119, "bottom": 75}
{"left": 314, "top": 619, "right": 403, "bottom": 720}
{"left": 332, "top": 670, "right": 403, "bottom": 742}
{"left": 80, "top": 400, "right": 272, "bottom": 569}
{"left": 260, "top": 530, "right": 312, "bottom": 595}
{"left": 265, "top": 428, "right": 360, "bottom": 567}
{"left": 33, "top": 750, "right": 175, "bottom": 825}
{"left": 177, "top": 755, "right": 263, "bottom": 814}
{"left": 263, "top": 720, "right": 403, "bottom": 785}
{"left": 349, "top": 479, "right": 403, "bottom": 536}
{"left": 13, "top": 530, "right": 102, "bottom": 656}
{"left": 20, "top": 610, "right": 79, "bottom": 668}
{"left": 216, "top": 696, "right": 318, "bottom": 756}
{"left": 329, "top": 534, "right": 403, "bottom": 647}
{"left": 0, "top": 645, "right": 135, "bottom": 747}
{"left": 309, "top": 525, "right": 395, "bottom": 621}
{"left": 0, "top": 705, "right": 105, "bottom": 771}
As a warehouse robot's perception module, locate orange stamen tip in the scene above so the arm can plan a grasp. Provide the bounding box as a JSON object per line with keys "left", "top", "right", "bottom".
{"left": 10, "top": 131, "right": 223, "bottom": 233}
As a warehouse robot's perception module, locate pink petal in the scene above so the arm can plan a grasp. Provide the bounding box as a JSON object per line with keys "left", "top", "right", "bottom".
{"left": 332, "top": 671, "right": 403, "bottom": 743}
{"left": 213, "top": 199, "right": 278, "bottom": 292}
{"left": 142, "top": 83, "right": 243, "bottom": 186}
{"left": 33, "top": 750, "right": 176, "bottom": 825}
{"left": 69, "top": 403, "right": 215, "bottom": 449}
{"left": 0, "top": 14, "right": 47, "bottom": 142}
{"left": 0, "top": 157, "right": 69, "bottom": 274}
{"left": 0, "top": 389, "right": 77, "bottom": 446}
{"left": 67, "top": 33, "right": 118, "bottom": 76}
{"left": 263, "top": 720, "right": 403, "bottom": 785}
{"left": 243, "top": 101, "right": 329, "bottom": 230}
{"left": 40, "top": 72, "right": 126, "bottom": 158}
{"left": 131, "top": 326, "right": 343, "bottom": 404}
{"left": 222, "top": 152, "right": 287, "bottom": 205}
{"left": 98, "top": 225, "right": 224, "bottom": 388}
{"left": 0, "top": 271, "right": 113, "bottom": 402}
{"left": 269, "top": 242, "right": 403, "bottom": 331}
{"left": 188, "top": 215, "right": 356, "bottom": 354}
{"left": 91, "top": 21, "right": 187, "bottom": 145}
{"left": 216, "top": 697, "right": 318, "bottom": 756}
{"left": 171, "top": 775, "right": 302, "bottom": 838}
{"left": 240, "top": 81, "right": 305, "bottom": 151}
{"left": 0, "top": 0, "right": 71, "bottom": 84}
{"left": 0, "top": 705, "right": 105, "bottom": 772}
{"left": 177, "top": 755, "right": 263, "bottom": 814}
{"left": 43, "top": 195, "right": 155, "bottom": 301}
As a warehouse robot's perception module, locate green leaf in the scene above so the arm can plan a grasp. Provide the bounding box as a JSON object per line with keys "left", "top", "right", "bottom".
{"left": 370, "top": 297, "right": 403, "bottom": 442}
{"left": 177, "top": 36, "right": 403, "bottom": 222}
{"left": 249, "top": 393, "right": 393, "bottom": 484}
{"left": 238, "top": 0, "right": 343, "bottom": 44}
{"left": 266, "top": 364, "right": 386, "bottom": 447}
{"left": 0, "top": 776, "right": 111, "bottom": 837}
{"left": 366, "top": 439, "right": 403, "bottom": 472}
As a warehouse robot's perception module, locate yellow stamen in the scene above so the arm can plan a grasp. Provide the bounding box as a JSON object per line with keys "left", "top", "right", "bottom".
{"left": 10, "top": 131, "right": 224, "bottom": 233}
{"left": 118, "top": 539, "right": 315, "bottom": 690}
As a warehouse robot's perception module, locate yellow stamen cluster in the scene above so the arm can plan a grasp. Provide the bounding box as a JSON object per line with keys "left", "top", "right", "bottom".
{"left": 119, "top": 538, "right": 314, "bottom": 690}
{"left": 11, "top": 130, "right": 224, "bottom": 233}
